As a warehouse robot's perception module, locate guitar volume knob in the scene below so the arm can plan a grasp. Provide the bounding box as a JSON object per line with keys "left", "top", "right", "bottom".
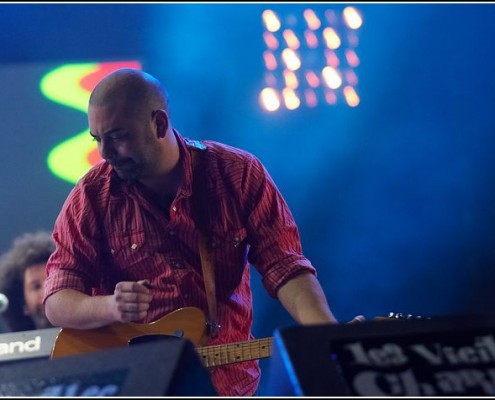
{"left": 172, "top": 329, "right": 184, "bottom": 338}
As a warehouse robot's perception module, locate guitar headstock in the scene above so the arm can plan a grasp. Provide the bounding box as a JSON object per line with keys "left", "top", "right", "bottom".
{"left": 374, "top": 312, "right": 431, "bottom": 322}
{"left": 387, "top": 312, "right": 430, "bottom": 320}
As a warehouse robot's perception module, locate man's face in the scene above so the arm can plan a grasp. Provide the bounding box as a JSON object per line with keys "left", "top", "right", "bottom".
{"left": 23, "top": 263, "right": 53, "bottom": 329}
{"left": 88, "top": 101, "right": 162, "bottom": 182}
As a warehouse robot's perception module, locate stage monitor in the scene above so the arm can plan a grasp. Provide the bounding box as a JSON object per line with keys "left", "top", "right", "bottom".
{"left": 266, "top": 313, "right": 495, "bottom": 396}
{"left": 0, "top": 335, "right": 217, "bottom": 396}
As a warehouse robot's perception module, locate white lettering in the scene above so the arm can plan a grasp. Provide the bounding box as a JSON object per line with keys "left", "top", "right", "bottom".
{"left": 372, "top": 343, "right": 409, "bottom": 367}
{"left": 459, "top": 369, "right": 495, "bottom": 393}
{"left": 436, "top": 371, "right": 465, "bottom": 393}
{"left": 41, "top": 383, "right": 120, "bottom": 396}
{"left": 0, "top": 336, "right": 41, "bottom": 356}
{"left": 411, "top": 335, "right": 495, "bottom": 366}
{"left": 344, "top": 342, "right": 408, "bottom": 367}
{"left": 353, "top": 369, "right": 421, "bottom": 396}
{"left": 64, "top": 383, "right": 79, "bottom": 396}
{"left": 41, "top": 385, "right": 64, "bottom": 396}
{"left": 456, "top": 346, "right": 477, "bottom": 364}
{"left": 410, "top": 344, "right": 443, "bottom": 365}
{"left": 344, "top": 342, "right": 371, "bottom": 365}
{"left": 0, "top": 343, "right": 8, "bottom": 356}
{"left": 435, "top": 368, "right": 495, "bottom": 395}
{"left": 81, "top": 384, "right": 119, "bottom": 396}
{"left": 476, "top": 335, "right": 495, "bottom": 362}
{"left": 24, "top": 336, "right": 40, "bottom": 352}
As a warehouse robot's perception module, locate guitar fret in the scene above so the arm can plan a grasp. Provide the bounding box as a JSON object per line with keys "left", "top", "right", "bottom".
{"left": 197, "top": 337, "right": 274, "bottom": 368}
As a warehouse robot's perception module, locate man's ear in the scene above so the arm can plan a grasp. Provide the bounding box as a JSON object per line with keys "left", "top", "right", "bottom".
{"left": 154, "top": 109, "right": 169, "bottom": 139}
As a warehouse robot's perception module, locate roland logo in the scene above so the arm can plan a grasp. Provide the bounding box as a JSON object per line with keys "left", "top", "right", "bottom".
{"left": 0, "top": 336, "right": 41, "bottom": 356}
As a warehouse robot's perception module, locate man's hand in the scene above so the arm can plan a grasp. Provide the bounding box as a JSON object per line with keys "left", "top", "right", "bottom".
{"left": 45, "top": 280, "right": 153, "bottom": 330}
{"left": 110, "top": 280, "right": 153, "bottom": 323}
{"left": 346, "top": 315, "right": 366, "bottom": 324}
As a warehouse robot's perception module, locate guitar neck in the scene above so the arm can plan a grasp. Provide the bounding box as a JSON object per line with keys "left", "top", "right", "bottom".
{"left": 196, "top": 337, "right": 273, "bottom": 368}
{"left": 194, "top": 313, "right": 428, "bottom": 367}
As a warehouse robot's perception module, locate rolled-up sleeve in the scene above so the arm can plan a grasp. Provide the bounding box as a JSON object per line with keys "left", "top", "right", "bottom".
{"left": 243, "top": 157, "right": 316, "bottom": 298}
{"left": 43, "top": 182, "right": 104, "bottom": 303}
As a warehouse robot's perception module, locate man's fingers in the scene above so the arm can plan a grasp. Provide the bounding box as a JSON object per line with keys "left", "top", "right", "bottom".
{"left": 137, "top": 279, "right": 152, "bottom": 289}
{"left": 114, "top": 281, "right": 152, "bottom": 307}
{"left": 347, "top": 315, "right": 366, "bottom": 324}
{"left": 122, "top": 301, "right": 150, "bottom": 312}
{"left": 115, "top": 281, "right": 151, "bottom": 294}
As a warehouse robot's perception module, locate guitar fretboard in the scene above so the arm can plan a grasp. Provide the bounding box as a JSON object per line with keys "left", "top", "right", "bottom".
{"left": 196, "top": 337, "right": 273, "bottom": 368}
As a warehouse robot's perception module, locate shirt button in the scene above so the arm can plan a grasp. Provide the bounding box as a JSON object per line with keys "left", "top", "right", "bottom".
{"left": 172, "top": 206, "right": 177, "bottom": 212}
{"left": 131, "top": 243, "right": 138, "bottom": 250}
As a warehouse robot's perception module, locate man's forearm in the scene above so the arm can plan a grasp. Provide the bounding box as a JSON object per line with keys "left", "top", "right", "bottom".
{"left": 45, "top": 289, "right": 116, "bottom": 329}
{"left": 277, "top": 272, "right": 338, "bottom": 325}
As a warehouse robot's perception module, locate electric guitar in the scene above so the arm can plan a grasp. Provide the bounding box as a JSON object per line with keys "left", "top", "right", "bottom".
{"left": 50, "top": 308, "right": 425, "bottom": 368}
{"left": 50, "top": 307, "right": 272, "bottom": 368}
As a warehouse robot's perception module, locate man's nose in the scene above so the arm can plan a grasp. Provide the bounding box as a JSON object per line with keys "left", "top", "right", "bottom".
{"left": 99, "top": 139, "right": 115, "bottom": 160}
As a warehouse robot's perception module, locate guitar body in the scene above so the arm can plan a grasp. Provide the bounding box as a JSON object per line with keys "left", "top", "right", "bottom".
{"left": 50, "top": 307, "right": 207, "bottom": 359}
{"left": 50, "top": 306, "right": 273, "bottom": 368}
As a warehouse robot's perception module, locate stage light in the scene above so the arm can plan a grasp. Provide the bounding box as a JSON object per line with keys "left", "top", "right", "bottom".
{"left": 260, "top": 7, "right": 363, "bottom": 112}
{"left": 42, "top": 61, "right": 142, "bottom": 185}
{"left": 260, "top": 87, "right": 281, "bottom": 112}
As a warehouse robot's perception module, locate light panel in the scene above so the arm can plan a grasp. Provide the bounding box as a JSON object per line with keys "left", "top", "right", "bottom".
{"left": 260, "top": 7, "right": 363, "bottom": 112}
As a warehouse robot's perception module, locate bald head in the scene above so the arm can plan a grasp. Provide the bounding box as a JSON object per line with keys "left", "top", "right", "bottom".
{"left": 89, "top": 68, "right": 169, "bottom": 115}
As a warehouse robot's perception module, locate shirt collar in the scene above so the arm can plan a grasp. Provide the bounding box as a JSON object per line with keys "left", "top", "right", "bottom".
{"left": 107, "top": 128, "right": 204, "bottom": 200}
{"left": 174, "top": 128, "right": 194, "bottom": 199}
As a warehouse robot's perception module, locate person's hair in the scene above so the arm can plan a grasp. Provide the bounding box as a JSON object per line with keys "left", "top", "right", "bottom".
{"left": 0, "top": 231, "right": 55, "bottom": 331}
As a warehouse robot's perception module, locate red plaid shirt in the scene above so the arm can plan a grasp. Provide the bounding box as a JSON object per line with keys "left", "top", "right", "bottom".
{"left": 44, "top": 130, "right": 316, "bottom": 396}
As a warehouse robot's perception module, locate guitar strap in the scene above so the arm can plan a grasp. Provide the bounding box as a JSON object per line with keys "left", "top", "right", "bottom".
{"left": 191, "top": 147, "right": 220, "bottom": 338}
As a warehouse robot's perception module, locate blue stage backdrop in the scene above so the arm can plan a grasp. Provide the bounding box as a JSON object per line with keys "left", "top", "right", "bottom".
{"left": 0, "top": 3, "right": 495, "bottom": 391}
